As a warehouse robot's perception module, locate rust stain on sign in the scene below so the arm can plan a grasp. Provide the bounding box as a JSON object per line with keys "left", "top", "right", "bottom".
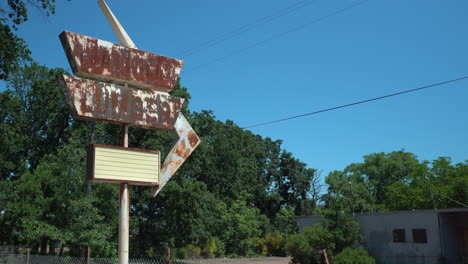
{"left": 60, "top": 31, "right": 183, "bottom": 92}
{"left": 59, "top": 75, "right": 184, "bottom": 130}
{"left": 151, "top": 113, "right": 201, "bottom": 197}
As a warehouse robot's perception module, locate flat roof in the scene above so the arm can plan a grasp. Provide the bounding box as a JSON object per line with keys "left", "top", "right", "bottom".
{"left": 296, "top": 208, "right": 468, "bottom": 219}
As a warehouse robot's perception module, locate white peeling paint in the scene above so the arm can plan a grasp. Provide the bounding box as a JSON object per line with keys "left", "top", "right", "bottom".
{"left": 97, "top": 39, "right": 114, "bottom": 49}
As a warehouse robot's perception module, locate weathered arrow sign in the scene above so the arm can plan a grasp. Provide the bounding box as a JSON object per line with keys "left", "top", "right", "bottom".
{"left": 151, "top": 114, "right": 200, "bottom": 197}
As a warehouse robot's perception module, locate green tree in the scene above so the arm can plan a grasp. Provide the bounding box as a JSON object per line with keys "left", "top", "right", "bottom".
{"left": 318, "top": 203, "right": 361, "bottom": 254}
{"left": 272, "top": 208, "right": 298, "bottom": 235}
{"left": 221, "top": 193, "right": 270, "bottom": 256}
{"left": 344, "top": 151, "right": 423, "bottom": 209}
{"left": 130, "top": 179, "right": 227, "bottom": 256}
{"left": 0, "top": 0, "right": 56, "bottom": 80}
{"left": 321, "top": 174, "right": 362, "bottom": 253}
{"left": 429, "top": 157, "right": 468, "bottom": 209}
{"left": 276, "top": 151, "right": 316, "bottom": 215}
{"left": 0, "top": 63, "right": 71, "bottom": 177}
{"left": 2, "top": 137, "right": 117, "bottom": 256}
{"left": 324, "top": 170, "right": 373, "bottom": 214}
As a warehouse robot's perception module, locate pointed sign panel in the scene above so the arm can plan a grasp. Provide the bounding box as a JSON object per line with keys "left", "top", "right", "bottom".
{"left": 60, "top": 31, "right": 183, "bottom": 92}
{"left": 59, "top": 75, "right": 184, "bottom": 130}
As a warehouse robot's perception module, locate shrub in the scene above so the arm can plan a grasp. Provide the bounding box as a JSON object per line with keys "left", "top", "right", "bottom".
{"left": 174, "top": 247, "right": 188, "bottom": 259}
{"left": 260, "top": 231, "right": 287, "bottom": 256}
{"left": 185, "top": 244, "right": 202, "bottom": 259}
{"left": 201, "top": 237, "right": 225, "bottom": 258}
{"left": 286, "top": 233, "right": 320, "bottom": 264}
{"left": 285, "top": 224, "right": 334, "bottom": 264}
{"left": 334, "top": 247, "right": 376, "bottom": 264}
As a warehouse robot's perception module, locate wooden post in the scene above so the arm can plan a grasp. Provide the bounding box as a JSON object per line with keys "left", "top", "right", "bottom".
{"left": 27, "top": 248, "right": 30, "bottom": 264}
{"left": 323, "top": 249, "right": 330, "bottom": 264}
{"left": 168, "top": 247, "right": 172, "bottom": 264}
{"left": 87, "top": 247, "right": 91, "bottom": 264}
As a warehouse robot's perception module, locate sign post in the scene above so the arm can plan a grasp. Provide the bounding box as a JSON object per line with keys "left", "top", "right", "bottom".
{"left": 58, "top": 1, "right": 201, "bottom": 263}
{"left": 120, "top": 124, "right": 129, "bottom": 264}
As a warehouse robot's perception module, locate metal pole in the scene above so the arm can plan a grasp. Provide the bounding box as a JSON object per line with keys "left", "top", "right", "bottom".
{"left": 119, "top": 124, "right": 129, "bottom": 264}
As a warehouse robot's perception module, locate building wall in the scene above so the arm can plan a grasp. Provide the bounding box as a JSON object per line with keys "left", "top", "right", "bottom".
{"left": 355, "top": 211, "right": 442, "bottom": 264}
{"left": 297, "top": 209, "right": 468, "bottom": 264}
{"left": 297, "top": 216, "right": 322, "bottom": 232}
{"left": 439, "top": 212, "right": 468, "bottom": 263}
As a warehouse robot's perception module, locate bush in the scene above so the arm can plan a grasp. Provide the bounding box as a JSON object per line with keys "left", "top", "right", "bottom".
{"left": 286, "top": 233, "right": 320, "bottom": 264}
{"left": 334, "top": 247, "right": 375, "bottom": 264}
{"left": 201, "top": 237, "right": 225, "bottom": 258}
{"left": 185, "top": 244, "right": 202, "bottom": 259}
{"left": 174, "top": 244, "right": 202, "bottom": 259}
{"left": 174, "top": 247, "right": 188, "bottom": 259}
{"left": 260, "top": 231, "right": 287, "bottom": 256}
{"left": 286, "top": 224, "right": 334, "bottom": 264}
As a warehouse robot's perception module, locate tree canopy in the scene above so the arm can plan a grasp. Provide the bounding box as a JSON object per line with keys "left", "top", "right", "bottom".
{"left": 0, "top": 0, "right": 57, "bottom": 80}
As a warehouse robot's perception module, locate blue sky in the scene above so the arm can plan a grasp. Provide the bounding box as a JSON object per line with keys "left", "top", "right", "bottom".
{"left": 4, "top": 0, "right": 468, "bottom": 176}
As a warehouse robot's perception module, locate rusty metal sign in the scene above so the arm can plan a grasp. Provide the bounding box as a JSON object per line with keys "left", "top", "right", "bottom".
{"left": 60, "top": 75, "right": 184, "bottom": 130}
{"left": 58, "top": 0, "right": 201, "bottom": 195}
{"left": 60, "top": 31, "right": 183, "bottom": 92}
{"left": 151, "top": 114, "right": 200, "bottom": 197}
{"left": 59, "top": 0, "right": 201, "bottom": 262}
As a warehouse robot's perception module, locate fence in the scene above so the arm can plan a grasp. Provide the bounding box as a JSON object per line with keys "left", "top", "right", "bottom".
{"left": 0, "top": 247, "right": 290, "bottom": 264}
{"left": 1, "top": 255, "right": 291, "bottom": 264}
{"left": 1, "top": 254, "right": 196, "bottom": 264}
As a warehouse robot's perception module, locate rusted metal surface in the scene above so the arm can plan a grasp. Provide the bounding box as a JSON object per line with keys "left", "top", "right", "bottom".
{"left": 60, "top": 31, "right": 183, "bottom": 92}
{"left": 58, "top": 0, "right": 200, "bottom": 200}
{"left": 151, "top": 113, "right": 201, "bottom": 197}
{"left": 59, "top": 75, "right": 184, "bottom": 130}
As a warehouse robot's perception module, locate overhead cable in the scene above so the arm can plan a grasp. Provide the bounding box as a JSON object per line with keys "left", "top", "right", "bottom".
{"left": 242, "top": 75, "right": 468, "bottom": 129}
{"left": 179, "top": 0, "right": 318, "bottom": 58}
{"left": 186, "top": 0, "right": 369, "bottom": 73}
{"left": 433, "top": 190, "right": 468, "bottom": 208}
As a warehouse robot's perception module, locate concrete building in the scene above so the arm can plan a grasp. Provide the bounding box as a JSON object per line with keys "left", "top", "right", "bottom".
{"left": 297, "top": 208, "right": 468, "bottom": 264}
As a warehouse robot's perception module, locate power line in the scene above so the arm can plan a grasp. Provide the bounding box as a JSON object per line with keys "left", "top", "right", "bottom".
{"left": 185, "top": 0, "right": 368, "bottom": 73}
{"left": 433, "top": 190, "right": 468, "bottom": 208}
{"left": 178, "top": 0, "right": 318, "bottom": 58}
{"left": 242, "top": 75, "right": 468, "bottom": 129}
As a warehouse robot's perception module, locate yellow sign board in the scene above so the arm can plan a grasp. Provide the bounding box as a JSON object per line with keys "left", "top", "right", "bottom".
{"left": 87, "top": 144, "right": 160, "bottom": 186}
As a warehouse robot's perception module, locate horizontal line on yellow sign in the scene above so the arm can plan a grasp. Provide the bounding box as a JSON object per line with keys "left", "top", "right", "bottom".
{"left": 94, "top": 170, "right": 158, "bottom": 179}
{"left": 95, "top": 151, "right": 158, "bottom": 162}
{"left": 95, "top": 160, "right": 158, "bottom": 170}
{"left": 95, "top": 155, "right": 159, "bottom": 166}
{"left": 94, "top": 174, "right": 157, "bottom": 182}
{"left": 96, "top": 147, "right": 158, "bottom": 158}
{"left": 94, "top": 165, "right": 157, "bottom": 174}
